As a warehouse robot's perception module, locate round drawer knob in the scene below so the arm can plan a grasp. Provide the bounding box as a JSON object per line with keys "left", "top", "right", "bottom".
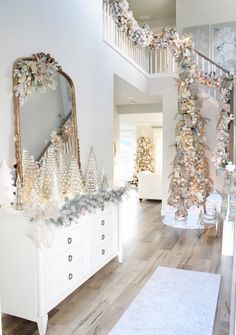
{"left": 101, "top": 220, "right": 105, "bottom": 226}
{"left": 68, "top": 255, "right": 73, "bottom": 262}
{"left": 68, "top": 273, "right": 73, "bottom": 280}
{"left": 101, "top": 234, "right": 105, "bottom": 240}
{"left": 68, "top": 237, "right": 72, "bottom": 244}
{"left": 102, "top": 249, "right": 105, "bottom": 255}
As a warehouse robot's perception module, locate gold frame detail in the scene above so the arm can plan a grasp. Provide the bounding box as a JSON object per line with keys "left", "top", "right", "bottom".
{"left": 13, "top": 53, "right": 80, "bottom": 180}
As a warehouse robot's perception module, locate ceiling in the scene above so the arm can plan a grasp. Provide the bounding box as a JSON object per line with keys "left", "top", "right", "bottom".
{"left": 120, "top": 113, "right": 162, "bottom": 130}
{"left": 129, "top": 0, "right": 176, "bottom": 22}
{"left": 114, "top": 76, "right": 162, "bottom": 106}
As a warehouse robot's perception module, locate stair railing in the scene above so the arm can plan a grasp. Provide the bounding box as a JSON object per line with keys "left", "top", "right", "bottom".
{"left": 103, "top": 1, "right": 175, "bottom": 75}
{"left": 194, "top": 49, "right": 235, "bottom": 163}
{"left": 103, "top": 1, "right": 235, "bottom": 161}
{"left": 194, "top": 49, "right": 230, "bottom": 100}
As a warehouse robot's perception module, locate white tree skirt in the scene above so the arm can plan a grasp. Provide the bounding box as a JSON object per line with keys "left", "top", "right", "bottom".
{"left": 109, "top": 266, "right": 221, "bottom": 335}
{"left": 164, "top": 216, "right": 204, "bottom": 229}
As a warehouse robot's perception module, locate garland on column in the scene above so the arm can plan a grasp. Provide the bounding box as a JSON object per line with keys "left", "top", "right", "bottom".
{"left": 167, "top": 36, "right": 212, "bottom": 217}
{"left": 109, "top": 0, "right": 234, "bottom": 217}
{"left": 151, "top": 30, "right": 212, "bottom": 217}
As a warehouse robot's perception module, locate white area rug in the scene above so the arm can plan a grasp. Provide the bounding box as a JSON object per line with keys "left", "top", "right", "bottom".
{"left": 109, "top": 266, "right": 221, "bottom": 335}
{"left": 164, "top": 217, "right": 204, "bottom": 230}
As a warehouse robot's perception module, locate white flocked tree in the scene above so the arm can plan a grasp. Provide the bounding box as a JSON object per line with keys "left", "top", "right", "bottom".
{"left": 0, "top": 160, "right": 16, "bottom": 207}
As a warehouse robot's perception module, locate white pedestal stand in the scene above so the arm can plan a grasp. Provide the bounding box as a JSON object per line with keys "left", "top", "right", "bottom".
{"left": 0, "top": 301, "right": 2, "bottom": 335}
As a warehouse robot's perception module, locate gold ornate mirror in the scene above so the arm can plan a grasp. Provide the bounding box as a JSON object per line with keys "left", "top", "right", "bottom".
{"left": 13, "top": 53, "right": 80, "bottom": 180}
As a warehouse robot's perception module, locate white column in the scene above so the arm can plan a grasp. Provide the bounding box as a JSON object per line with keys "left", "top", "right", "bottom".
{"left": 161, "top": 88, "right": 178, "bottom": 215}
{"left": 0, "top": 301, "right": 2, "bottom": 335}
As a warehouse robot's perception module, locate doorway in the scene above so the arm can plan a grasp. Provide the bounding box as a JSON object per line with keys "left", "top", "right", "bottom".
{"left": 113, "top": 76, "right": 163, "bottom": 199}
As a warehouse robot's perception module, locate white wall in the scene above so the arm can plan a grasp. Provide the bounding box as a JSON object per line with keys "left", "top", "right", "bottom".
{"left": 153, "top": 127, "right": 163, "bottom": 175}
{"left": 148, "top": 76, "right": 178, "bottom": 214}
{"left": 140, "top": 17, "right": 176, "bottom": 33}
{"left": 113, "top": 106, "right": 120, "bottom": 187}
{"left": 118, "top": 103, "right": 162, "bottom": 114}
{"left": 0, "top": 0, "right": 149, "bottom": 182}
{"left": 176, "top": 0, "right": 236, "bottom": 32}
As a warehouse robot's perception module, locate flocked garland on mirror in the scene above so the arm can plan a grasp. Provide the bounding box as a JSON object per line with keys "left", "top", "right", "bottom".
{"left": 13, "top": 53, "right": 61, "bottom": 105}
{"left": 109, "top": 0, "right": 234, "bottom": 218}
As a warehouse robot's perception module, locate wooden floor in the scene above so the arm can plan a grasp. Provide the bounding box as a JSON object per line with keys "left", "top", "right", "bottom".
{"left": 2, "top": 192, "right": 232, "bottom": 335}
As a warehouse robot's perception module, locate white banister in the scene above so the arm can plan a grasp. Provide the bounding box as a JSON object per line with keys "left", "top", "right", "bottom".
{"left": 103, "top": 1, "right": 227, "bottom": 90}
{"left": 103, "top": 3, "right": 176, "bottom": 76}
{"left": 159, "top": 50, "right": 162, "bottom": 73}
{"left": 194, "top": 50, "right": 230, "bottom": 104}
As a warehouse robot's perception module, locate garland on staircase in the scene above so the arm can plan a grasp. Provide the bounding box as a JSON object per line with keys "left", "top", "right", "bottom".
{"left": 109, "top": 0, "right": 234, "bottom": 217}
{"left": 200, "top": 72, "right": 234, "bottom": 168}
{"left": 109, "top": 0, "right": 153, "bottom": 47}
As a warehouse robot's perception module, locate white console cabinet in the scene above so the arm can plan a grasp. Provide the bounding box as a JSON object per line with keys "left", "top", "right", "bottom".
{"left": 0, "top": 203, "right": 122, "bottom": 335}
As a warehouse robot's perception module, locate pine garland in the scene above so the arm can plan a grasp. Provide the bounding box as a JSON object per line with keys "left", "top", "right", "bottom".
{"left": 167, "top": 44, "right": 212, "bottom": 217}
{"left": 51, "top": 187, "right": 127, "bottom": 225}
{"left": 14, "top": 53, "right": 61, "bottom": 105}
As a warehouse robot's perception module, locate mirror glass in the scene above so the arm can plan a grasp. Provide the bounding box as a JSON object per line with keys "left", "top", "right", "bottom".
{"left": 20, "top": 72, "right": 73, "bottom": 161}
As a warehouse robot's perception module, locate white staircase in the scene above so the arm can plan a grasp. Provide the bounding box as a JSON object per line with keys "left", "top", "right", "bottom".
{"left": 103, "top": 1, "right": 176, "bottom": 76}
{"left": 103, "top": 1, "right": 235, "bottom": 162}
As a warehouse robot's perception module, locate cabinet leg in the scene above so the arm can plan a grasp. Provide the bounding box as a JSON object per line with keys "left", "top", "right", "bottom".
{"left": 37, "top": 314, "right": 48, "bottom": 335}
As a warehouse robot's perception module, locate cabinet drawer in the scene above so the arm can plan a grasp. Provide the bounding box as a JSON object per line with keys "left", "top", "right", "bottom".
{"left": 90, "top": 224, "right": 114, "bottom": 248}
{"left": 89, "top": 211, "right": 115, "bottom": 235}
{"left": 47, "top": 259, "right": 86, "bottom": 305}
{"left": 46, "top": 223, "right": 86, "bottom": 260}
{"left": 89, "top": 203, "right": 115, "bottom": 220}
{"left": 47, "top": 243, "right": 85, "bottom": 280}
{"left": 90, "top": 239, "right": 116, "bottom": 271}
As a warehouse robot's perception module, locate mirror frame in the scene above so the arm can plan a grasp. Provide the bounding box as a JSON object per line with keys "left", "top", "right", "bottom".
{"left": 13, "top": 53, "right": 80, "bottom": 180}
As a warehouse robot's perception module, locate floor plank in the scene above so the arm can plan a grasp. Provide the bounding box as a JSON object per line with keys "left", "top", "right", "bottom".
{"left": 2, "top": 192, "right": 232, "bottom": 335}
